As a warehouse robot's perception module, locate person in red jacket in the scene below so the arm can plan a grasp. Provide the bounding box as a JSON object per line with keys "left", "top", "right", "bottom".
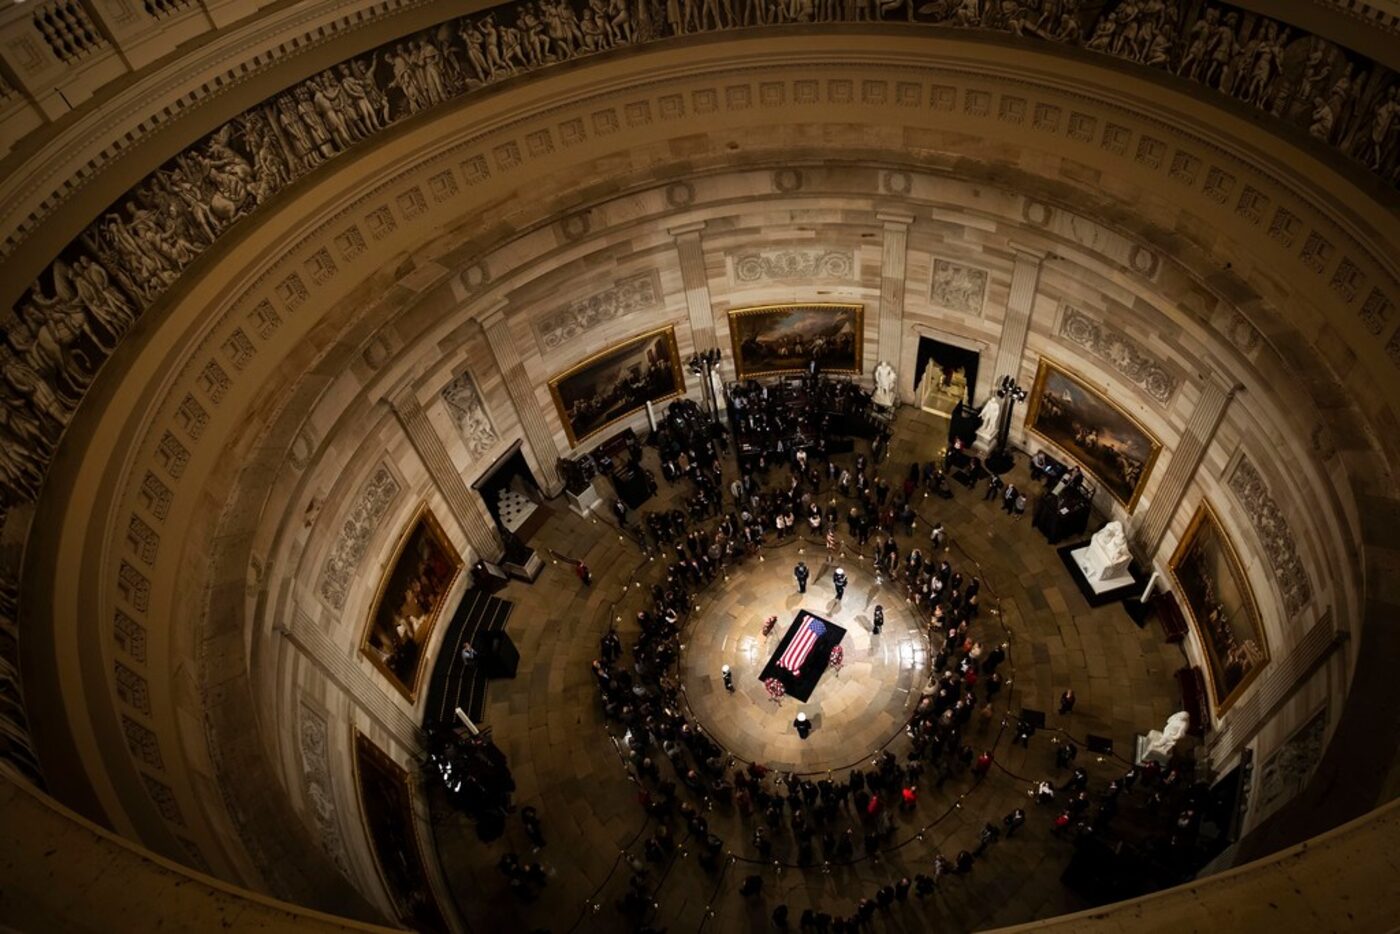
{"left": 973, "top": 751, "right": 993, "bottom": 779}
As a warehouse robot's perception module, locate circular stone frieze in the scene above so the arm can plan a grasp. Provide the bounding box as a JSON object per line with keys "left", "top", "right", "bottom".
{"left": 680, "top": 555, "right": 928, "bottom": 774}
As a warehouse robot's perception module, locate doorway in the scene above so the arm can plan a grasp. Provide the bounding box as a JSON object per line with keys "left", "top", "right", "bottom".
{"left": 914, "top": 336, "right": 981, "bottom": 417}
{"left": 472, "top": 444, "right": 542, "bottom": 537}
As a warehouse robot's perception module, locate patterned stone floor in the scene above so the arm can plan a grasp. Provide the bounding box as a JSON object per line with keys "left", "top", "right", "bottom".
{"left": 429, "top": 407, "right": 1187, "bottom": 933}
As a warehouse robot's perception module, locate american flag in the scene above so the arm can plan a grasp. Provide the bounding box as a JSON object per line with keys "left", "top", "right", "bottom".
{"left": 778, "top": 615, "right": 827, "bottom": 676}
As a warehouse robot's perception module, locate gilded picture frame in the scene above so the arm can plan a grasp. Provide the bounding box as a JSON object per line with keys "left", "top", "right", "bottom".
{"left": 360, "top": 505, "right": 463, "bottom": 703}
{"left": 547, "top": 325, "right": 685, "bottom": 447}
{"left": 352, "top": 730, "right": 450, "bottom": 934}
{"left": 727, "top": 303, "right": 864, "bottom": 379}
{"left": 1169, "top": 501, "right": 1270, "bottom": 715}
{"left": 1024, "top": 357, "right": 1162, "bottom": 512}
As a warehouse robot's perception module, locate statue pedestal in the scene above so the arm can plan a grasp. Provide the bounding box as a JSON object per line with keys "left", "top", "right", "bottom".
{"left": 503, "top": 549, "right": 544, "bottom": 583}
{"left": 1068, "top": 544, "right": 1135, "bottom": 595}
{"left": 1068, "top": 520, "right": 1135, "bottom": 597}
{"left": 566, "top": 483, "right": 601, "bottom": 518}
{"left": 972, "top": 425, "right": 998, "bottom": 457}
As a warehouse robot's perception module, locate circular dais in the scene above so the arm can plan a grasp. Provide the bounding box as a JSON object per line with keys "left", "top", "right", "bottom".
{"left": 679, "top": 552, "right": 930, "bottom": 774}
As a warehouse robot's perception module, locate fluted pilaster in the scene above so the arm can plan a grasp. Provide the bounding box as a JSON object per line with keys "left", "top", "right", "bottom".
{"left": 875, "top": 212, "right": 914, "bottom": 379}
{"left": 1131, "top": 377, "right": 1240, "bottom": 558}
{"left": 669, "top": 221, "right": 717, "bottom": 353}
{"left": 388, "top": 387, "right": 503, "bottom": 562}
{"left": 277, "top": 606, "right": 421, "bottom": 744}
{"left": 989, "top": 250, "right": 1044, "bottom": 384}
{"left": 480, "top": 304, "right": 564, "bottom": 495}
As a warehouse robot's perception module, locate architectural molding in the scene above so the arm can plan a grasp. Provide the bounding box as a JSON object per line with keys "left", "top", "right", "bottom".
{"left": 989, "top": 251, "right": 1044, "bottom": 384}
{"left": 928, "top": 257, "right": 989, "bottom": 317}
{"left": 276, "top": 608, "right": 421, "bottom": 749}
{"left": 876, "top": 212, "right": 914, "bottom": 372}
{"left": 671, "top": 222, "right": 718, "bottom": 354}
{"left": 730, "top": 249, "right": 854, "bottom": 283}
{"left": 315, "top": 464, "right": 401, "bottom": 613}
{"left": 1130, "top": 378, "right": 1241, "bottom": 558}
{"left": 479, "top": 305, "right": 564, "bottom": 495}
{"left": 387, "top": 386, "right": 503, "bottom": 563}
{"left": 1228, "top": 455, "right": 1314, "bottom": 616}
{"left": 531, "top": 270, "right": 663, "bottom": 354}
{"left": 1057, "top": 304, "right": 1181, "bottom": 406}
{"left": 440, "top": 369, "right": 499, "bottom": 463}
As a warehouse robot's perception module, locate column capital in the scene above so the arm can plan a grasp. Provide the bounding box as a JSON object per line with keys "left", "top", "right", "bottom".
{"left": 384, "top": 375, "right": 421, "bottom": 412}
{"left": 477, "top": 300, "right": 510, "bottom": 333}
{"left": 1196, "top": 371, "right": 1246, "bottom": 406}
{"left": 1007, "top": 243, "right": 1050, "bottom": 264}
{"left": 668, "top": 220, "right": 707, "bottom": 238}
{"left": 876, "top": 210, "right": 916, "bottom": 227}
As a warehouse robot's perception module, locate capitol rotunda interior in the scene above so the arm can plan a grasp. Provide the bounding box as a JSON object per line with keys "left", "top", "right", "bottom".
{"left": 0, "top": 0, "right": 1398, "bottom": 930}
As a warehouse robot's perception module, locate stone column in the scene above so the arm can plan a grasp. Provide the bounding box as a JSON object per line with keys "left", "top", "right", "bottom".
{"left": 479, "top": 303, "right": 564, "bottom": 496}
{"left": 388, "top": 386, "right": 503, "bottom": 562}
{"left": 1130, "top": 377, "right": 1241, "bottom": 559}
{"left": 989, "top": 250, "right": 1044, "bottom": 386}
{"left": 277, "top": 607, "right": 421, "bottom": 746}
{"left": 669, "top": 221, "right": 718, "bottom": 353}
{"left": 875, "top": 212, "right": 915, "bottom": 380}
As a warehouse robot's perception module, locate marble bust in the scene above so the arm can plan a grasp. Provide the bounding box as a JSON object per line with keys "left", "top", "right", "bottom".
{"left": 873, "top": 360, "right": 897, "bottom": 407}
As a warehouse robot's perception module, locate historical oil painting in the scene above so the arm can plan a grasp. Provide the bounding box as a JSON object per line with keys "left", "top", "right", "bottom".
{"left": 354, "top": 731, "right": 449, "bottom": 933}
{"left": 548, "top": 326, "right": 684, "bottom": 446}
{"left": 362, "top": 506, "right": 462, "bottom": 701}
{"left": 1025, "top": 358, "right": 1161, "bottom": 511}
{"left": 728, "top": 304, "right": 864, "bottom": 379}
{"left": 1170, "top": 501, "right": 1270, "bottom": 713}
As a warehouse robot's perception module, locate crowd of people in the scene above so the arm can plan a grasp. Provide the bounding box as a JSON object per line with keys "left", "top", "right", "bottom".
{"left": 582, "top": 398, "right": 1062, "bottom": 927}
{"left": 488, "top": 394, "right": 1212, "bottom": 928}
{"left": 726, "top": 375, "right": 879, "bottom": 451}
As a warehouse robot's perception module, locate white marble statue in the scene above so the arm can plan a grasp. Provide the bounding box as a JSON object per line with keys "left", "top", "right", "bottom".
{"left": 1084, "top": 520, "right": 1132, "bottom": 582}
{"left": 1142, "top": 711, "right": 1192, "bottom": 764}
{"left": 873, "top": 360, "right": 897, "bottom": 408}
{"left": 973, "top": 394, "right": 1002, "bottom": 452}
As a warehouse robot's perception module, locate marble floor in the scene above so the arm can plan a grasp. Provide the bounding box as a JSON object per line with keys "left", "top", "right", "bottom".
{"left": 430, "top": 407, "right": 1187, "bottom": 932}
